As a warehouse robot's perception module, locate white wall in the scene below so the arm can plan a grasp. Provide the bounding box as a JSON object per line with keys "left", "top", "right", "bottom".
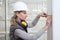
{"left": 53, "top": 0, "right": 60, "bottom": 40}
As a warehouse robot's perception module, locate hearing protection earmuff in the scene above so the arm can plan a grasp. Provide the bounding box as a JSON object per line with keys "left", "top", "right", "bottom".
{"left": 20, "top": 20, "right": 27, "bottom": 27}
{"left": 21, "top": 21, "right": 27, "bottom": 26}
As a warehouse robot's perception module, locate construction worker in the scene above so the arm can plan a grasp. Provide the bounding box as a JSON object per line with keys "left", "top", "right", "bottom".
{"left": 10, "top": 2, "right": 52, "bottom": 40}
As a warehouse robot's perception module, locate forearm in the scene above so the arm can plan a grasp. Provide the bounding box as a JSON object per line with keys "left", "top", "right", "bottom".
{"left": 32, "top": 28, "right": 45, "bottom": 39}
{"left": 28, "top": 16, "right": 40, "bottom": 28}
{"left": 14, "top": 28, "right": 45, "bottom": 40}
{"left": 32, "top": 16, "right": 40, "bottom": 26}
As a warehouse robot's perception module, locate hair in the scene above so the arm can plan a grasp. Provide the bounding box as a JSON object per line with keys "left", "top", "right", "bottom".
{"left": 10, "top": 11, "right": 24, "bottom": 26}
{"left": 10, "top": 13, "right": 17, "bottom": 26}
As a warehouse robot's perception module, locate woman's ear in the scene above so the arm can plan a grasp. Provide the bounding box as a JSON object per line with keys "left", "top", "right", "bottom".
{"left": 16, "top": 12, "right": 19, "bottom": 17}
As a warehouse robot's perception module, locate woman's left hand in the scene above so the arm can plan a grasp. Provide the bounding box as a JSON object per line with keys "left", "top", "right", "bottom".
{"left": 37, "top": 12, "right": 47, "bottom": 18}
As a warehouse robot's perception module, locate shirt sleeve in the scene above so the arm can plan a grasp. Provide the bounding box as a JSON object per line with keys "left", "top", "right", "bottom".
{"left": 14, "top": 28, "right": 45, "bottom": 40}
{"left": 28, "top": 17, "right": 40, "bottom": 28}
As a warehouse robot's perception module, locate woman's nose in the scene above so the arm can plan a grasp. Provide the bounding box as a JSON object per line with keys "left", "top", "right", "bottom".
{"left": 26, "top": 15, "right": 27, "bottom": 17}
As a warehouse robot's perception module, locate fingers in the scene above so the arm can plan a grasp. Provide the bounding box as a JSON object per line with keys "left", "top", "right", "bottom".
{"left": 43, "top": 13, "right": 47, "bottom": 17}
{"left": 39, "top": 12, "right": 47, "bottom": 17}
{"left": 43, "top": 15, "right": 52, "bottom": 30}
{"left": 47, "top": 16, "right": 52, "bottom": 22}
{"left": 46, "top": 16, "right": 52, "bottom": 26}
{"left": 38, "top": 12, "right": 52, "bottom": 19}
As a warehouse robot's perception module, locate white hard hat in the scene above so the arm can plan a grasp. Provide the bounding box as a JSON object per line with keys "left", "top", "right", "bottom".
{"left": 13, "top": 2, "right": 28, "bottom": 11}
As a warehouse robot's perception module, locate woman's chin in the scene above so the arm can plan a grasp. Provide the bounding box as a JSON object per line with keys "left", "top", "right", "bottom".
{"left": 21, "top": 19, "right": 25, "bottom": 20}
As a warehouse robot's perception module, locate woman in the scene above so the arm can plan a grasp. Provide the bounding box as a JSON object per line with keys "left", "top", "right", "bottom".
{"left": 10, "top": 2, "right": 52, "bottom": 40}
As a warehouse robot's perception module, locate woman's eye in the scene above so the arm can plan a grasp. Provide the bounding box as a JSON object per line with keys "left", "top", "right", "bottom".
{"left": 24, "top": 12, "right": 26, "bottom": 14}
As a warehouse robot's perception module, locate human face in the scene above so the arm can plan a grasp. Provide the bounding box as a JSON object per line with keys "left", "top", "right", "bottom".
{"left": 16, "top": 11, "right": 27, "bottom": 20}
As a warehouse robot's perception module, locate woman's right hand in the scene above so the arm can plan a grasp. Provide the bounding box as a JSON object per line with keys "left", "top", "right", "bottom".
{"left": 44, "top": 15, "right": 52, "bottom": 30}
{"left": 46, "top": 16, "right": 52, "bottom": 26}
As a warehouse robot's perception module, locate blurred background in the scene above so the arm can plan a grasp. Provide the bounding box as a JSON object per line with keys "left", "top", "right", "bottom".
{"left": 0, "top": 0, "right": 52, "bottom": 40}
